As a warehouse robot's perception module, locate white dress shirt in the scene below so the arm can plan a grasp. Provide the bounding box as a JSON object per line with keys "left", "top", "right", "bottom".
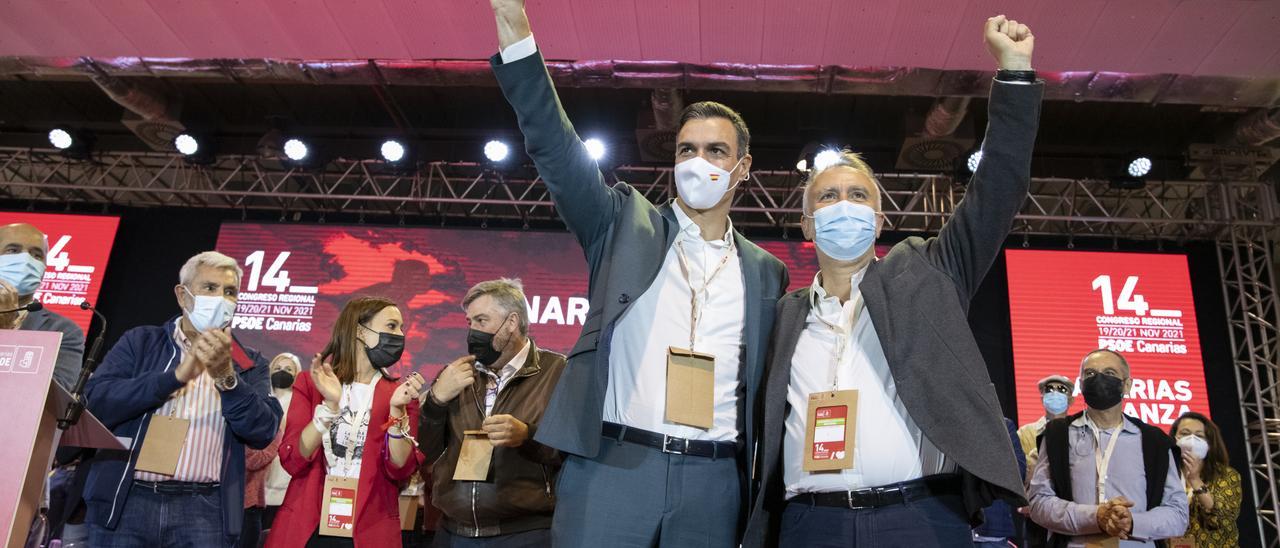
{"left": 784, "top": 270, "right": 951, "bottom": 497}
{"left": 478, "top": 338, "right": 531, "bottom": 415}
{"left": 500, "top": 35, "right": 538, "bottom": 64}
{"left": 603, "top": 204, "right": 746, "bottom": 442}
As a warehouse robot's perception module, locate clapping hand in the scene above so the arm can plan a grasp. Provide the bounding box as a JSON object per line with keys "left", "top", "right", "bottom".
{"left": 391, "top": 372, "right": 425, "bottom": 411}
{"left": 311, "top": 354, "right": 342, "bottom": 410}
{"left": 1096, "top": 497, "right": 1135, "bottom": 539}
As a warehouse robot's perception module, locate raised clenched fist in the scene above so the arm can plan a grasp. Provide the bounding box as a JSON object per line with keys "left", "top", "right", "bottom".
{"left": 985, "top": 15, "right": 1034, "bottom": 71}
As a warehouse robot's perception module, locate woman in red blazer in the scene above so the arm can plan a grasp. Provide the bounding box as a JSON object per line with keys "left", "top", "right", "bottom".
{"left": 266, "top": 297, "right": 425, "bottom": 547}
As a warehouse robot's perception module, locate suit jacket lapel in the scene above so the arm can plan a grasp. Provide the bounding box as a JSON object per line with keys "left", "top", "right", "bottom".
{"left": 770, "top": 290, "right": 811, "bottom": 402}
{"left": 657, "top": 202, "right": 678, "bottom": 249}
{"left": 765, "top": 290, "right": 810, "bottom": 479}
{"left": 858, "top": 260, "right": 893, "bottom": 357}
{"left": 735, "top": 232, "right": 764, "bottom": 383}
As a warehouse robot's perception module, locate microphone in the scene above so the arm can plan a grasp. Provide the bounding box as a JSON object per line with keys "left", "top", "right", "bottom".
{"left": 58, "top": 300, "right": 109, "bottom": 430}
{"left": 0, "top": 301, "right": 43, "bottom": 315}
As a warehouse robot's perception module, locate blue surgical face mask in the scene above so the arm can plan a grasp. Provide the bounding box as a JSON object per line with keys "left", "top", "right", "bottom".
{"left": 808, "top": 201, "right": 878, "bottom": 261}
{"left": 182, "top": 286, "right": 235, "bottom": 332}
{"left": 1042, "top": 391, "right": 1070, "bottom": 415}
{"left": 0, "top": 252, "right": 46, "bottom": 296}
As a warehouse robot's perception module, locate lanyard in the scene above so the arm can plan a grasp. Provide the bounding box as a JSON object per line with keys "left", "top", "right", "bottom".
{"left": 1084, "top": 413, "right": 1124, "bottom": 503}
{"left": 809, "top": 277, "right": 864, "bottom": 391}
{"left": 330, "top": 376, "right": 377, "bottom": 478}
{"left": 673, "top": 237, "right": 735, "bottom": 352}
{"left": 475, "top": 366, "right": 509, "bottom": 418}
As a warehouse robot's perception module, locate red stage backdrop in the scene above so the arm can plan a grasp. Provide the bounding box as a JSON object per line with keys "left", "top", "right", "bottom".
{"left": 1, "top": 212, "right": 121, "bottom": 333}
{"left": 215, "top": 222, "right": 866, "bottom": 379}
{"left": 1006, "top": 249, "right": 1210, "bottom": 427}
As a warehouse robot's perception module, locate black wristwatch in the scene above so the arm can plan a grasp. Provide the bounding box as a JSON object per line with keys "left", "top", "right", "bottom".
{"left": 995, "top": 69, "right": 1037, "bottom": 83}
{"left": 1193, "top": 485, "right": 1210, "bottom": 495}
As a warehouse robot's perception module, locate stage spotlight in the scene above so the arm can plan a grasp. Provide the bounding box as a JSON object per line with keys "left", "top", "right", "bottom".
{"left": 484, "top": 140, "right": 510, "bottom": 163}
{"left": 49, "top": 127, "right": 94, "bottom": 159}
{"left": 283, "top": 138, "right": 309, "bottom": 162}
{"left": 795, "top": 158, "right": 808, "bottom": 172}
{"left": 174, "top": 133, "right": 200, "bottom": 156}
{"left": 48, "top": 128, "right": 73, "bottom": 150}
{"left": 966, "top": 150, "right": 983, "bottom": 173}
{"left": 1127, "top": 156, "right": 1152, "bottom": 178}
{"left": 584, "top": 138, "right": 606, "bottom": 161}
{"left": 381, "top": 140, "right": 406, "bottom": 163}
{"left": 813, "top": 149, "right": 841, "bottom": 171}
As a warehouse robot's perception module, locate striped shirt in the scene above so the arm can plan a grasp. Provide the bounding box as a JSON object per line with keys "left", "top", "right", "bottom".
{"left": 134, "top": 320, "right": 226, "bottom": 483}
{"left": 477, "top": 340, "right": 530, "bottom": 416}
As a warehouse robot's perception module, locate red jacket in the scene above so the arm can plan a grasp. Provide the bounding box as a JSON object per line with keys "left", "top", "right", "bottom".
{"left": 265, "top": 372, "right": 423, "bottom": 547}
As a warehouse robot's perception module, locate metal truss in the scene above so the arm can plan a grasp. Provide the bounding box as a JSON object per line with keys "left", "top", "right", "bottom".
{"left": 1, "top": 147, "right": 1277, "bottom": 240}
{"left": 1218, "top": 223, "right": 1280, "bottom": 547}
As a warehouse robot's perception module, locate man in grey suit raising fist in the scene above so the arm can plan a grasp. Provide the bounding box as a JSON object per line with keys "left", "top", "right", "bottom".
{"left": 485, "top": 1, "right": 789, "bottom": 547}
{"left": 744, "top": 15, "right": 1042, "bottom": 548}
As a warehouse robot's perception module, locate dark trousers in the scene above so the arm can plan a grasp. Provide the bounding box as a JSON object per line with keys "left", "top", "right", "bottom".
{"left": 88, "top": 483, "right": 232, "bottom": 548}
{"left": 778, "top": 493, "right": 974, "bottom": 548}
{"left": 432, "top": 528, "right": 550, "bottom": 547}
{"left": 305, "top": 529, "right": 355, "bottom": 547}
{"left": 239, "top": 507, "right": 264, "bottom": 548}
{"left": 262, "top": 505, "right": 280, "bottom": 531}
{"left": 551, "top": 436, "right": 740, "bottom": 548}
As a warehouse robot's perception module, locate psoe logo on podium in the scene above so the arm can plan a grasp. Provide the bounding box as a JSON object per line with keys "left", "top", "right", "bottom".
{"left": 0, "top": 345, "right": 42, "bottom": 374}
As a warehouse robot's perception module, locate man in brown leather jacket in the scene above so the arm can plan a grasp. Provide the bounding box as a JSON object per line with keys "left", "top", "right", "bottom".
{"left": 419, "top": 278, "right": 566, "bottom": 547}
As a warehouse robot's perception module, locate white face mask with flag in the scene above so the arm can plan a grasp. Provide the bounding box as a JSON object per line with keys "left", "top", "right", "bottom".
{"left": 674, "top": 156, "right": 744, "bottom": 210}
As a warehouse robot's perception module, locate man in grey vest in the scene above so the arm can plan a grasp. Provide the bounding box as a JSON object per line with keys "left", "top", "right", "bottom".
{"left": 1, "top": 222, "right": 85, "bottom": 390}
{"left": 745, "top": 16, "right": 1043, "bottom": 546}
{"left": 485, "top": 1, "right": 789, "bottom": 545}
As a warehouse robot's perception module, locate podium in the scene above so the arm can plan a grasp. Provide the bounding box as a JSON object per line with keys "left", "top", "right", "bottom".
{"left": 0, "top": 330, "right": 123, "bottom": 548}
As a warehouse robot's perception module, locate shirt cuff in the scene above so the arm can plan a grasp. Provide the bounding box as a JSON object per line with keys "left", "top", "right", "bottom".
{"left": 500, "top": 35, "right": 537, "bottom": 65}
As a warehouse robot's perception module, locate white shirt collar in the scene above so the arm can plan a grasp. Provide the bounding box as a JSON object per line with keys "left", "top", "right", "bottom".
{"left": 671, "top": 200, "right": 734, "bottom": 247}
{"left": 481, "top": 338, "right": 531, "bottom": 382}
{"left": 1072, "top": 410, "right": 1139, "bottom": 435}
{"left": 173, "top": 318, "right": 193, "bottom": 351}
{"left": 809, "top": 267, "right": 870, "bottom": 307}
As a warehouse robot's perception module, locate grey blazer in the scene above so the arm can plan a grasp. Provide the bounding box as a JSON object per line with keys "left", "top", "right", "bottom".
{"left": 22, "top": 306, "right": 85, "bottom": 391}
{"left": 744, "top": 79, "right": 1043, "bottom": 546}
{"left": 491, "top": 51, "right": 789, "bottom": 470}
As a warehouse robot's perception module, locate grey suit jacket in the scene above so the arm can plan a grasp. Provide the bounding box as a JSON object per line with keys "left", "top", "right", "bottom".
{"left": 22, "top": 306, "right": 85, "bottom": 391}
{"left": 491, "top": 51, "right": 789, "bottom": 470}
{"left": 744, "top": 79, "right": 1043, "bottom": 546}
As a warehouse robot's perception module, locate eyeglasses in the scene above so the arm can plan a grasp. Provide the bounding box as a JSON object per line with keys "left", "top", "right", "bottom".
{"left": 1043, "top": 384, "right": 1070, "bottom": 394}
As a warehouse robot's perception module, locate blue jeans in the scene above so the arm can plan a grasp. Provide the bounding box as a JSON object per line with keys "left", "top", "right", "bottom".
{"left": 88, "top": 483, "right": 231, "bottom": 547}
{"left": 778, "top": 493, "right": 974, "bottom": 548}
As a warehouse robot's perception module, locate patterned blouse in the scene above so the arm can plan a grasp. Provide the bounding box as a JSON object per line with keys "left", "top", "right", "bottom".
{"left": 1185, "top": 464, "right": 1242, "bottom": 547}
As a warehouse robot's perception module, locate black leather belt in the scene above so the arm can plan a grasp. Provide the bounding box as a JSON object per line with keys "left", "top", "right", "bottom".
{"left": 132, "top": 480, "right": 220, "bottom": 495}
{"left": 601, "top": 422, "right": 736, "bottom": 459}
{"left": 792, "top": 475, "right": 962, "bottom": 510}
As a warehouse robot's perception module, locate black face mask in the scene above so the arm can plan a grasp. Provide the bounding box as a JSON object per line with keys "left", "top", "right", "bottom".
{"left": 1081, "top": 373, "right": 1126, "bottom": 409}
{"left": 270, "top": 370, "right": 295, "bottom": 389}
{"left": 467, "top": 315, "right": 511, "bottom": 367}
{"left": 361, "top": 325, "right": 405, "bottom": 369}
